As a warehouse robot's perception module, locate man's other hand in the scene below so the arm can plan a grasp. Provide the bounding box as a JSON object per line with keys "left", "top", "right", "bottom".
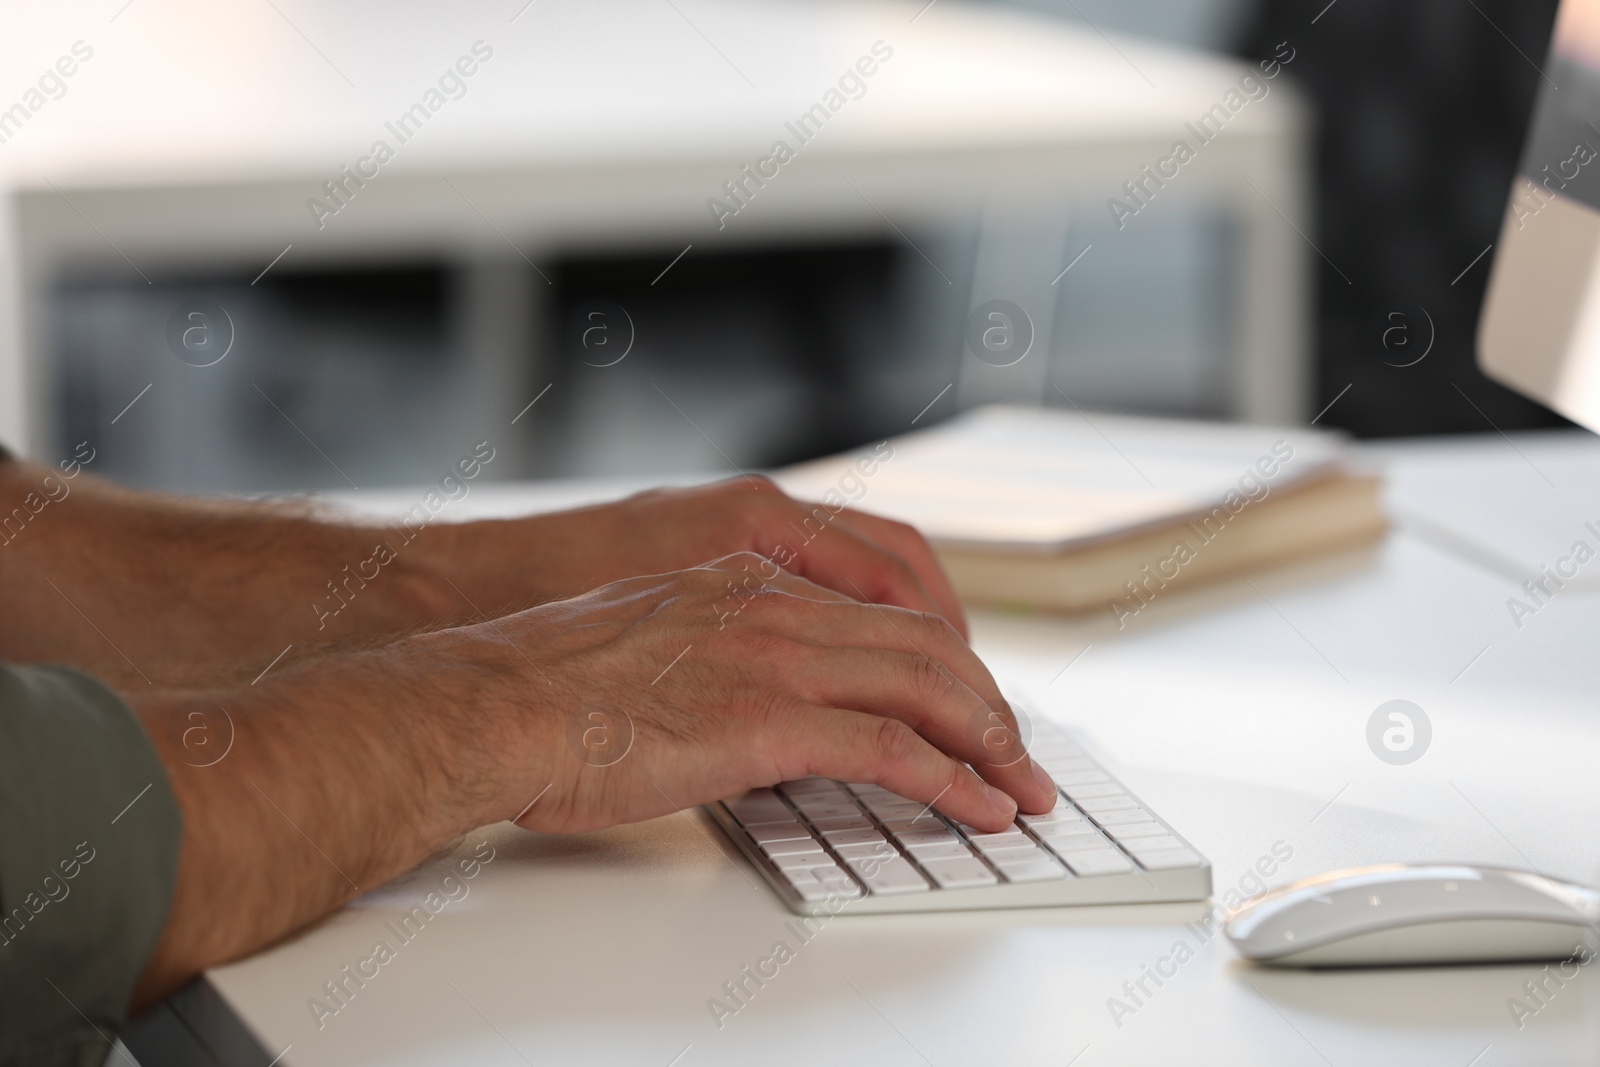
{"left": 432, "top": 476, "right": 969, "bottom": 637}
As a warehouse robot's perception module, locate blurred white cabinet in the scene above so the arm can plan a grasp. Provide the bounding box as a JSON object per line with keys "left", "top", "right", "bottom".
{"left": 0, "top": 0, "right": 1310, "bottom": 455}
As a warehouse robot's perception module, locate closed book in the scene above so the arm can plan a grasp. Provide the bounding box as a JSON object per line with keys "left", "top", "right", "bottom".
{"left": 776, "top": 405, "right": 1386, "bottom": 615}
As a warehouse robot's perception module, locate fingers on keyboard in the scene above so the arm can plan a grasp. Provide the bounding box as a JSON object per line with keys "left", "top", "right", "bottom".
{"left": 725, "top": 733, "right": 1205, "bottom": 907}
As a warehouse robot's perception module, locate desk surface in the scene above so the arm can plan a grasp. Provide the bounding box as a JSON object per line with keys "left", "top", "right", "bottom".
{"left": 184, "top": 431, "right": 1600, "bottom": 1067}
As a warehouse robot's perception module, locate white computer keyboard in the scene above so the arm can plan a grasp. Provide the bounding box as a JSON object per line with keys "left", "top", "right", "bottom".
{"left": 706, "top": 719, "right": 1210, "bottom": 914}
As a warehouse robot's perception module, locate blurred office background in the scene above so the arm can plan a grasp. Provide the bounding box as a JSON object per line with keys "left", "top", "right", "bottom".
{"left": 43, "top": 0, "right": 1567, "bottom": 493}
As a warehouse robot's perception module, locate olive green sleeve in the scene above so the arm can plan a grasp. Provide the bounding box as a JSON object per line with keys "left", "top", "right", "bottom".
{"left": 0, "top": 664, "right": 182, "bottom": 1067}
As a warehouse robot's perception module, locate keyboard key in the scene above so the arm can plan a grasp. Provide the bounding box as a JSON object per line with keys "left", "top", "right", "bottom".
{"left": 923, "top": 856, "right": 1000, "bottom": 889}
{"left": 1061, "top": 849, "right": 1133, "bottom": 876}
{"left": 761, "top": 837, "right": 825, "bottom": 857}
{"left": 784, "top": 867, "right": 861, "bottom": 901}
{"left": 865, "top": 800, "right": 929, "bottom": 820}
{"left": 785, "top": 874, "right": 835, "bottom": 902}
{"left": 741, "top": 819, "right": 808, "bottom": 833}
{"left": 810, "top": 815, "right": 873, "bottom": 834}
{"left": 855, "top": 857, "right": 930, "bottom": 895}
{"left": 996, "top": 857, "right": 1067, "bottom": 883}
{"left": 982, "top": 844, "right": 1047, "bottom": 866}
{"left": 790, "top": 794, "right": 852, "bottom": 813}
{"left": 781, "top": 778, "right": 845, "bottom": 795}
{"left": 1093, "top": 808, "right": 1155, "bottom": 826}
{"left": 967, "top": 830, "right": 1030, "bottom": 852}
{"left": 1055, "top": 770, "right": 1111, "bottom": 786}
{"left": 747, "top": 821, "right": 811, "bottom": 843}
{"left": 729, "top": 792, "right": 791, "bottom": 822}
{"left": 1020, "top": 810, "right": 1087, "bottom": 828}
{"left": 877, "top": 811, "right": 937, "bottom": 829}
{"left": 1077, "top": 795, "right": 1139, "bottom": 813}
{"left": 822, "top": 828, "right": 888, "bottom": 848}
{"left": 1018, "top": 794, "right": 1076, "bottom": 816}
{"left": 836, "top": 841, "right": 899, "bottom": 861}
{"left": 860, "top": 798, "right": 910, "bottom": 813}
{"left": 773, "top": 851, "right": 840, "bottom": 870}
{"left": 1105, "top": 821, "right": 1167, "bottom": 839}
{"left": 793, "top": 801, "right": 863, "bottom": 821}
{"left": 1032, "top": 823, "right": 1105, "bottom": 844}
{"left": 1039, "top": 839, "right": 1109, "bottom": 860}
{"left": 901, "top": 840, "right": 971, "bottom": 861}
{"left": 892, "top": 828, "right": 960, "bottom": 846}
{"left": 843, "top": 782, "right": 885, "bottom": 795}
{"left": 1064, "top": 782, "right": 1125, "bottom": 799}
{"left": 1124, "top": 834, "right": 1185, "bottom": 853}
{"left": 731, "top": 806, "right": 795, "bottom": 825}
{"left": 787, "top": 782, "right": 848, "bottom": 798}
{"left": 1135, "top": 848, "right": 1203, "bottom": 870}
{"left": 953, "top": 818, "right": 1029, "bottom": 836}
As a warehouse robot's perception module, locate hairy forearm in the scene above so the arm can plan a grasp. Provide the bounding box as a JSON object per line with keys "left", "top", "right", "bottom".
{"left": 0, "top": 458, "right": 971, "bottom": 688}
{"left": 126, "top": 626, "right": 527, "bottom": 1007}
{"left": 0, "top": 460, "right": 460, "bottom": 686}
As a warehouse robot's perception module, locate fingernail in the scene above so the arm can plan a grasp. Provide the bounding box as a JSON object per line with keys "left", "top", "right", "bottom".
{"left": 985, "top": 782, "right": 1017, "bottom": 818}
{"left": 1030, "top": 758, "right": 1056, "bottom": 796}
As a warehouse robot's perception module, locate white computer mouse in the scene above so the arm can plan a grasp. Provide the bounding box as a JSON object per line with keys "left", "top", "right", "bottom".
{"left": 1224, "top": 864, "right": 1600, "bottom": 967}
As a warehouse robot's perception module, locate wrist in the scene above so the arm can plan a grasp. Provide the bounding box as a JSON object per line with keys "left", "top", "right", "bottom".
{"left": 302, "top": 521, "right": 462, "bottom": 636}
{"left": 402, "top": 513, "right": 569, "bottom": 615}
{"left": 375, "top": 622, "right": 558, "bottom": 831}
{"left": 125, "top": 628, "right": 537, "bottom": 997}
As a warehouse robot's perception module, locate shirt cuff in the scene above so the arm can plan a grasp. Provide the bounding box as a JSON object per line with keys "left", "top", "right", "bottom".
{"left": 0, "top": 664, "right": 182, "bottom": 1066}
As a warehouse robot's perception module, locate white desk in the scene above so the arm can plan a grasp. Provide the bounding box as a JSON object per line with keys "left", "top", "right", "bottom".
{"left": 119, "top": 429, "right": 1600, "bottom": 1066}
{"left": 0, "top": 0, "right": 1311, "bottom": 455}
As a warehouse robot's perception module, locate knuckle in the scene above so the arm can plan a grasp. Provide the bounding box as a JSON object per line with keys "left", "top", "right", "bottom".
{"left": 727, "top": 621, "right": 791, "bottom": 659}
{"left": 720, "top": 475, "right": 784, "bottom": 508}
{"left": 745, "top": 688, "right": 799, "bottom": 730}
{"left": 702, "top": 550, "right": 768, "bottom": 574}
{"left": 919, "top": 609, "right": 960, "bottom": 643}
{"left": 685, "top": 566, "right": 730, "bottom": 598}
{"left": 736, "top": 587, "right": 791, "bottom": 622}
{"left": 872, "top": 717, "right": 919, "bottom": 766}
{"left": 909, "top": 654, "right": 951, "bottom": 702}
{"left": 890, "top": 518, "right": 923, "bottom": 541}
{"left": 897, "top": 564, "right": 931, "bottom": 600}
{"left": 732, "top": 601, "right": 784, "bottom": 633}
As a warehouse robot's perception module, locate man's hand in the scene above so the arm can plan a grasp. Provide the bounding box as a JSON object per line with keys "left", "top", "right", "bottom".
{"left": 485, "top": 553, "right": 1042, "bottom": 835}
{"left": 130, "top": 555, "right": 1048, "bottom": 1005}
{"left": 428, "top": 476, "right": 969, "bottom": 636}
